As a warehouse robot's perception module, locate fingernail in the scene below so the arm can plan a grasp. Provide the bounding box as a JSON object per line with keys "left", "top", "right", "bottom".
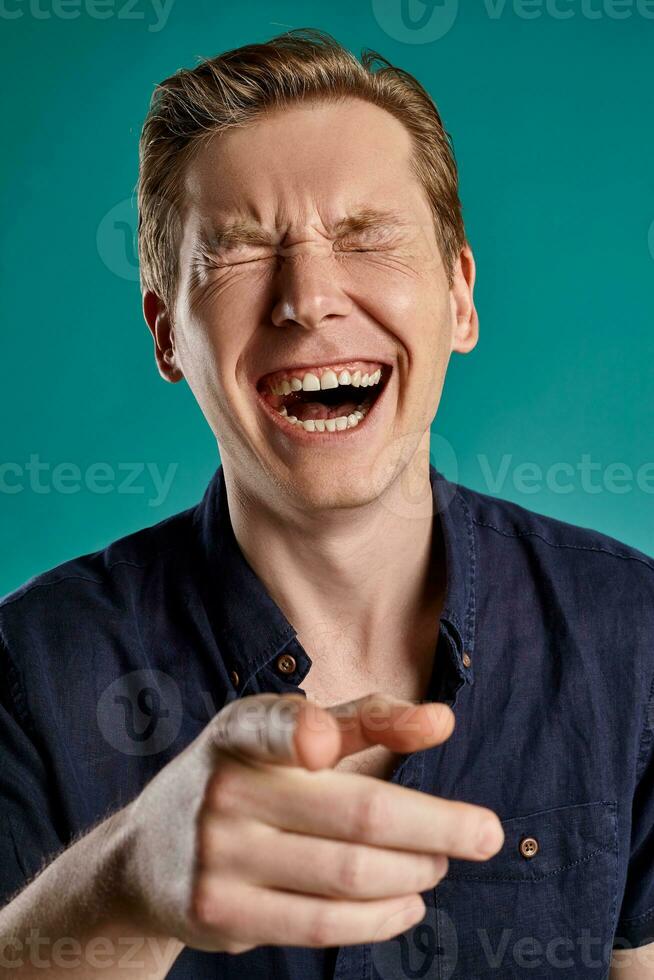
{"left": 476, "top": 820, "right": 503, "bottom": 857}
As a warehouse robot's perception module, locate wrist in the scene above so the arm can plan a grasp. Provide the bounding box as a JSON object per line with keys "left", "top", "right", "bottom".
{"left": 96, "top": 803, "right": 153, "bottom": 933}
{"left": 102, "top": 802, "right": 185, "bottom": 959}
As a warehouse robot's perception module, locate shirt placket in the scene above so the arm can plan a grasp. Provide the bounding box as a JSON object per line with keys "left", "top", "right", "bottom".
{"left": 329, "top": 747, "right": 426, "bottom": 980}
{"left": 247, "top": 626, "right": 466, "bottom": 980}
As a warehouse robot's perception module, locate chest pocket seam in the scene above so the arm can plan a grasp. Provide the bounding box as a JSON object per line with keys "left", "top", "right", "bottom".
{"left": 443, "top": 799, "right": 618, "bottom": 884}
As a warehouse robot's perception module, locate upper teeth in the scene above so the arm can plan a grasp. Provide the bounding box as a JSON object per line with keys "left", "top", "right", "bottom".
{"left": 269, "top": 367, "right": 382, "bottom": 397}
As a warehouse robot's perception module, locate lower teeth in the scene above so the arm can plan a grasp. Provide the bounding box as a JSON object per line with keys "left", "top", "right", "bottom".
{"left": 277, "top": 403, "right": 370, "bottom": 432}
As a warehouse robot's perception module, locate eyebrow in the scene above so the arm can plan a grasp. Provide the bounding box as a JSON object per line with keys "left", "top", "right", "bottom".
{"left": 198, "top": 206, "right": 409, "bottom": 253}
{"left": 198, "top": 221, "right": 273, "bottom": 253}
{"left": 331, "top": 206, "right": 409, "bottom": 236}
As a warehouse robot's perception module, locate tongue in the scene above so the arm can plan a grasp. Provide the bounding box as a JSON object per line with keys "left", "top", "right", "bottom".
{"left": 291, "top": 400, "right": 359, "bottom": 422}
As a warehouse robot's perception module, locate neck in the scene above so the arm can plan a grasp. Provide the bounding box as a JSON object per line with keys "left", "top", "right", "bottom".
{"left": 221, "top": 438, "right": 446, "bottom": 672}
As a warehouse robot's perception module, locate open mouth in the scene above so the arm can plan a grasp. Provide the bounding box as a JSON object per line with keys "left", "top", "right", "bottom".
{"left": 255, "top": 360, "right": 391, "bottom": 434}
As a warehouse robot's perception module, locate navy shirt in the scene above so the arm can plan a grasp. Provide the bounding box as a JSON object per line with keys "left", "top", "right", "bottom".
{"left": 1, "top": 463, "right": 654, "bottom": 978}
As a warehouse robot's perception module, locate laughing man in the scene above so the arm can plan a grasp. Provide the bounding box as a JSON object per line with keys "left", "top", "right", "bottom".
{"left": 1, "top": 28, "right": 653, "bottom": 980}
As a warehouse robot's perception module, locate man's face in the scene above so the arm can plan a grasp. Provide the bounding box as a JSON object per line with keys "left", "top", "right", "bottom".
{"left": 151, "top": 98, "right": 477, "bottom": 511}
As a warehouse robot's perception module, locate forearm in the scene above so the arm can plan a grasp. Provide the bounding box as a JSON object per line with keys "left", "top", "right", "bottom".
{"left": 0, "top": 808, "right": 184, "bottom": 978}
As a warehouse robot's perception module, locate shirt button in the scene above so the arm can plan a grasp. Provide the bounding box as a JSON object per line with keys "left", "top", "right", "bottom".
{"left": 229, "top": 669, "right": 240, "bottom": 688}
{"left": 462, "top": 651, "right": 472, "bottom": 668}
{"left": 276, "top": 653, "right": 297, "bottom": 675}
{"left": 519, "top": 836, "right": 539, "bottom": 859}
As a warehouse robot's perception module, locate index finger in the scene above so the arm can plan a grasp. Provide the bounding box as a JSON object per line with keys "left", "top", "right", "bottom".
{"left": 232, "top": 762, "right": 506, "bottom": 863}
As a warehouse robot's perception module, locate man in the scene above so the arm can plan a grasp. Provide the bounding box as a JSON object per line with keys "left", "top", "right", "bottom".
{"left": 0, "top": 27, "right": 652, "bottom": 979}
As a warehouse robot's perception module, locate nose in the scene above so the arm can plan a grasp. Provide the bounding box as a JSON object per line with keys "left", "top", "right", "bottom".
{"left": 270, "top": 243, "right": 353, "bottom": 331}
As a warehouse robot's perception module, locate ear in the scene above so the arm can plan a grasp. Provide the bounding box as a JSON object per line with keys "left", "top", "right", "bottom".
{"left": 142, "top": 290, "right": 184, "bottom": 383}
{"left": 449, "top": 243, "right": 479, "bottom": 355}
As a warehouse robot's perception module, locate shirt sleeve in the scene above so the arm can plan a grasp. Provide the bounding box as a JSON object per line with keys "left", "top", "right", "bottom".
{"left": 0, "top": 635, "right": 66, "bottom": 910}
{"left": 613, "top": 672, "right": 654, "bottom": 948}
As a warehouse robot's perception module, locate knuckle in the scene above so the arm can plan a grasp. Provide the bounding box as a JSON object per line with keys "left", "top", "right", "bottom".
{"left": 189, "top": 876, "right": 229, "bottom": 932}
{"left": 352, "top": 789, "right": 389, "bottom": 842}
{"left": 305, "top": 908, "right": 337, "bottom": 948}
{"left": 205, "top": 763, "right": 243, "bottom": 816}
{"left": 333, "top": 847, "right": 368, "bottom": 896}
{"left": 195, "top": 816, "right": 232, "bottom": 871}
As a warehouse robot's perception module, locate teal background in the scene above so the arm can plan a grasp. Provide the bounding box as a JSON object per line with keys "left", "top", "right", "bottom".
{"left": 1, "top": 0, "right": 652, "bottom": 596}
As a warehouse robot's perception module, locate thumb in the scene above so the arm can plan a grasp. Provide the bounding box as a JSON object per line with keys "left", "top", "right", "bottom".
{"left": 300, "top": 692, "right": 456, "bottom": 769}
{"left": 209, "top": 692, "right": 454, "bottom": 771}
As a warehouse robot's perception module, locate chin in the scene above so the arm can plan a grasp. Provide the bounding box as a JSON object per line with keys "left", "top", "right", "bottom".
{"left": 274, "top": 460, "right": 389, "bottom": 513}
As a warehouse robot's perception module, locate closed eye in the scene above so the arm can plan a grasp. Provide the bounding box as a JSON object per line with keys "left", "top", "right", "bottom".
{"left": 334, "top": 243, "right": 388, "bottom": 254}
{"left": 203, "top": 252, "right": 277, "bottom": 269}
{"left": 225, "top": 255, "right": 275, "bottom": 265}
{"left": 334, "top": 234, "right": 398, "bottom": 254}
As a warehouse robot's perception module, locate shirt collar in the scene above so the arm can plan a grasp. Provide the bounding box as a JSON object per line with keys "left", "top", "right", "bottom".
{"left": 193, "top": 463, "right": 476, "bottom": 685}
